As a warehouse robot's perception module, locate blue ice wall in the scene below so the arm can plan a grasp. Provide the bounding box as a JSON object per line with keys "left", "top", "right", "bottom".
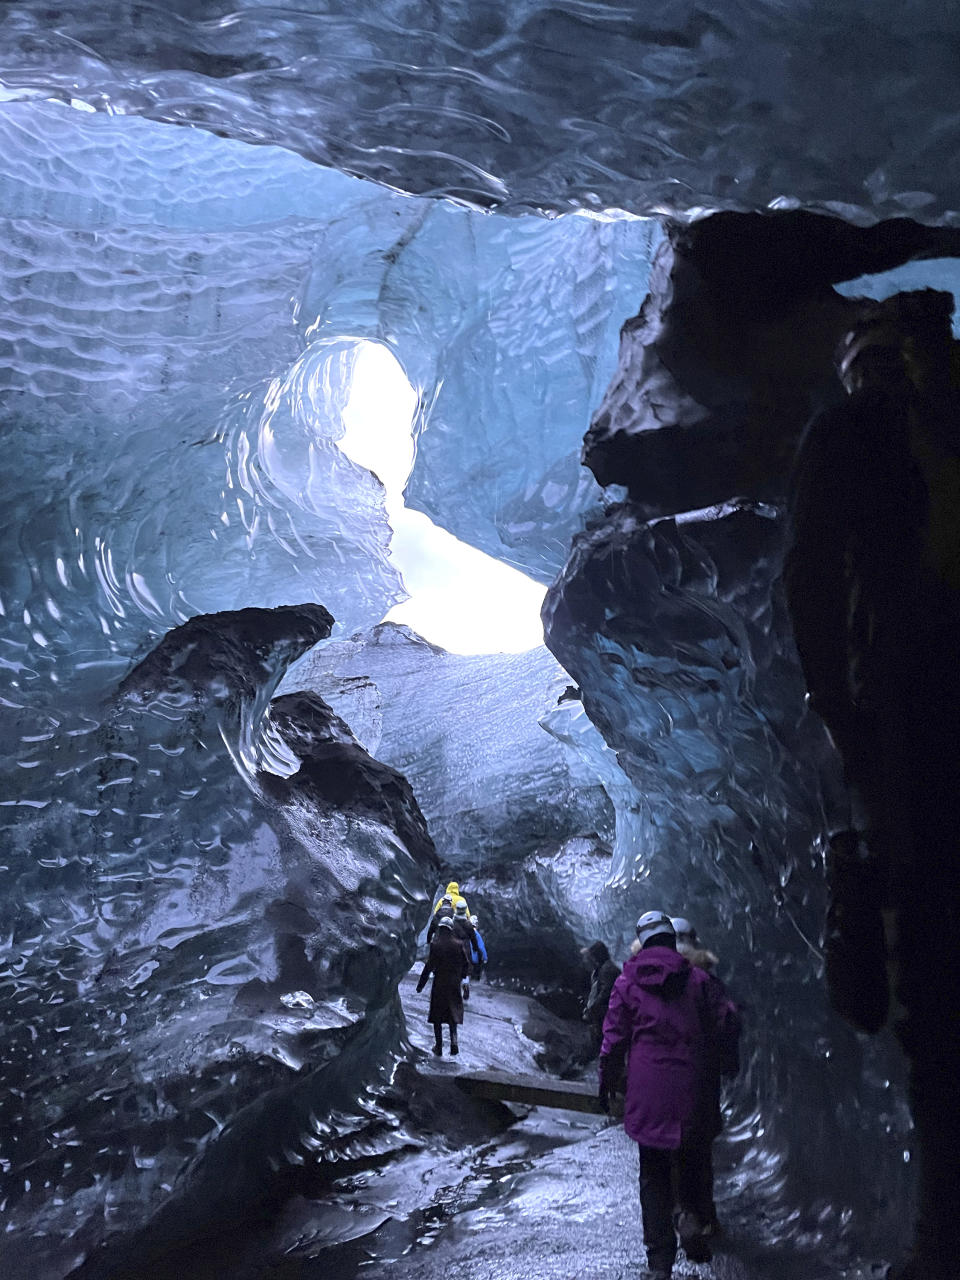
{"left": 0, "top": 103, "right": 406, "bottom": 678}
{"left": 287, "top": 622, "right": 613, "bottom": 874}
{"left": 543, "top": 497, "right": 915, "bottom": 1263}
{"left": 395, "top": 210, "right": 661, "bottom": 578}
{"left": 0, "top": 101, "right": 660, "bottom": 1274}
{"left": 0, "top": 101, "right": 660, "bottom": 705}
{"left": 294, "top": 192, "right": 661, "bottom": 580}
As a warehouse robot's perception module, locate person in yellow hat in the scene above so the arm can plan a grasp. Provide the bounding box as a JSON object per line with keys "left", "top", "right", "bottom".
{"left": 433, "top": 881, "right": 469, "bottom": 917}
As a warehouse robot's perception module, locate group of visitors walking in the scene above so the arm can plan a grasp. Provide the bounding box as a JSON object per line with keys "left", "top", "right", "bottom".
{"left": 416, "top": 880, "right": 487, "bottom": 1057}
{"left": 415, "top": 884, "right": 738, "bottom": 1277}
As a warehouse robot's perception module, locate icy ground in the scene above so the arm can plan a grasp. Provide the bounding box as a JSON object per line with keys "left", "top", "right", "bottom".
{"left": 270, "top": 975, "right": 886, "bottom": 1280}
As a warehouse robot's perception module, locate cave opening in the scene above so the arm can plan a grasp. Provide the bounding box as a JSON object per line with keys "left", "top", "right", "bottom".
{"left": 337, "top": 338, "right": 548, "bottom": 655}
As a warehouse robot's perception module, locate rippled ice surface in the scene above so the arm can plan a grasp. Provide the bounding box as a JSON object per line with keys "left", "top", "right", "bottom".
{"left": 1, "top": 0, "right": 959, "bottom": 221}
{"left": 543, "top": 494, "right": 916, "bottom": 1265}
{"left": 0, "top": 97, "right": 662, "bottom": 1272}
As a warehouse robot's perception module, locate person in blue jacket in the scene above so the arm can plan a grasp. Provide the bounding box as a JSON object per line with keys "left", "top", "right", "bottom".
{"left": 469, "top": 914, "right": 488, "bottom": 980}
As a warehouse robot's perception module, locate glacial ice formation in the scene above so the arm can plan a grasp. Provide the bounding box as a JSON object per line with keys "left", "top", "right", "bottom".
{"left": 287, "top": 622, "right": 613, "bottom": 875}
{"left": 0, "top": 96, "right": 660, "bottom": 1275}
{"left": 544, "top": 497, "right": 916, "bottom": 1247}
{"left": 6, "top": 6, "right": 960, "bottom": 1277}
{"left": 1, "top": 1, "right": 960, "bottom": 223}
{"left": 2, "top": 602, "right": 439, "bottom": 1276}
{"left": 542, "top": 212, "right": 960, "bottom": 1261}
{"left": 286, "top": 623, "right": 626, "bottom": 1000}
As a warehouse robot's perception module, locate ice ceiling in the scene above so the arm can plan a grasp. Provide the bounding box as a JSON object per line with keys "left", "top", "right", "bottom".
{"left": 1, "top": 0, "right": 959, "bottom": 221}
{"left": 2, "top": 4, "right": 960, "bottom": 1277}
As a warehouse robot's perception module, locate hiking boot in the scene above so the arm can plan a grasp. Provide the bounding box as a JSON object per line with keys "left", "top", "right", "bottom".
{"left": 450, "top": 1043, "right": 459, "bottom": 1055}
{"left": 676, "top": 1211, "right": 713, "bottom": 1264}
{"left": 432, "top": 1044, "right": 442, "bottom": 1056}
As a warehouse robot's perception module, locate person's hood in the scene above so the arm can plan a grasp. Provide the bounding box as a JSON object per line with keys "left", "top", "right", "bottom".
{"left": 445, "top": 881, "right": 460, "bottom": 898}
{"left": 679, "top": 944, "right": 718, "bottom": 973}
{"left": 582, "top": 940, "right": 611, "bottom": 967}
{"left": 622, "top": 946, "right": 691, "bottom": 996}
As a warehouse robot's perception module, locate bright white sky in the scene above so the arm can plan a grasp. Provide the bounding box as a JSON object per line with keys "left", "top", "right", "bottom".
{"left": 338, "top": 342, "right": 547, "bottom": 654}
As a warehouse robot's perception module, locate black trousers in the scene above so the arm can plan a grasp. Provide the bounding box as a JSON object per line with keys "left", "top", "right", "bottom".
{"left": 432, "top": 1020, "right": 458, "bottom": 1048}
{"left": 638, "top": 1142, "right": 714, "bottom": 1272}
{"left": 586, "top": 1020, "right": 604, "bottom": 1061}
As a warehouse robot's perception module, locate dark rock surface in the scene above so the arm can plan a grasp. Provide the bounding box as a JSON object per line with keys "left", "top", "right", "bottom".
{"left": 118, "top": 603, "right": 335, "bottom": 707}
{"left": 584, "top": 213, "right": 960, "bottom": 519}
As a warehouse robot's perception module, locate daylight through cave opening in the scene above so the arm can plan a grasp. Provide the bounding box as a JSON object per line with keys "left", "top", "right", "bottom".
{"left": 337, "top": 339, "right": 548, "bottom": 655}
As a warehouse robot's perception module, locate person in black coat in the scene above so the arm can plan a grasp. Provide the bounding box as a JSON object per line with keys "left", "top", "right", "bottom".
{"left": 416, "top": 917, "right": 469, "bottom": 1056}
{"left": 451, "top": 900, "right": 479, "bottom": 964}
{"left": 783, "top": 291, "right": 960, "bottom": 1280}
{"left": 581, "top": 940, "right": 620, "bottom": 1058}
{"left": 426, "top": 901, "right": 454, "bottom": 944}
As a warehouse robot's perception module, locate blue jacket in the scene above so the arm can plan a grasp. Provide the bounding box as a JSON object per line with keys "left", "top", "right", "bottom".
{"left": 470, "top": 930, "right": 487, "bottom": 966}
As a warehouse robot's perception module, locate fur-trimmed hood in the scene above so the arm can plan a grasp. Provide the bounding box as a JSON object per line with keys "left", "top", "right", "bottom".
{"left": 680, "top": 944, "right": 719, "bottom": 973}
{"left": 620, "top": 946, "right": 692, "bottom": 998}
{"left": 629, "top": 939, "right": 719, "bottom": 973}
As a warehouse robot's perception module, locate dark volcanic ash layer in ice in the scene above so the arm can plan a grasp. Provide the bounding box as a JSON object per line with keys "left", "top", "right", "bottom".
{"left": 544, "top": 216, "right": 960, "bottom": 1261}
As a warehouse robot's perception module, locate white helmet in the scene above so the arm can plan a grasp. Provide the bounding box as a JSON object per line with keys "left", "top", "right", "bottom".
{"left": 671, "top": 917, "right": 698, "bottom": 945}
{"left": 454, "top": 899, "right": 469, "bottom": 918}
{"left": 437, "top": 916, "right": 454, "bottom": 930}
{"left": 636, "top": 911, "right": 676, "bottom": 948}
{"left": 470, "top": 914, "right": 479, "bottom": 927}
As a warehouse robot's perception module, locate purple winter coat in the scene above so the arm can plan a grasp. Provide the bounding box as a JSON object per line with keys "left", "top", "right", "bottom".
{"left": 599, "top": 946, "right": 740, "bottom": 1150}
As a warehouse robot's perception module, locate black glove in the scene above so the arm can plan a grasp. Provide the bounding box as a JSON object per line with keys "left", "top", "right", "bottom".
{"left": 461, "top": 980, "right": 470, "bottom": 1000}
{"left": 597, "top": 1083, "right": 610, "bottom": 1114}
{"left": 416, "top": 975, "right": 427, "bottom": 994}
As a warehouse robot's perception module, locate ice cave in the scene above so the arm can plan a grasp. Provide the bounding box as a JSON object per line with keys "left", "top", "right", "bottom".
{"left": 4, "top": 4, "right": 960, "bottom": 1279}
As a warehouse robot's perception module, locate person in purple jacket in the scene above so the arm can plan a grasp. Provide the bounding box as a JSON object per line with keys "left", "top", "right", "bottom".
{"left": 599, "top": 910, "right": 741, "bottom": 1279}
{"left": 671, "top": 915, "right": 742, "bottom": 1237}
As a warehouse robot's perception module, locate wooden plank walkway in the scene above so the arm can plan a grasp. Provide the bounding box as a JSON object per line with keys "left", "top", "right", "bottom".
{"left": 453, "top": 1068, "right": 605, "bottom": 1114}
